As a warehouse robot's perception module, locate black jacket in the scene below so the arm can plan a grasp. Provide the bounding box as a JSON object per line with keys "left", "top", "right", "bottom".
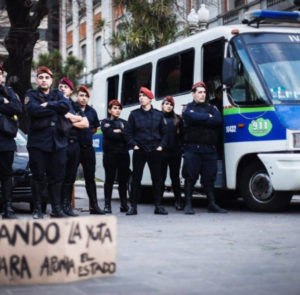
{"left": 125, "top": 107, "right": 167, "bottom": 152}
{"left": 101, "top": 117, "right": 128, "bottom": 154}
{"left": 25, "top": 88, "right": 70, "bottom": 152}
{"left": 77, "top": 105, "right": 100, "bottom": 146}
{"left": 0, "top": 85, "right": 22, "bottom": 152}
{"left": 183, "top": 100, "right": 222, "bottom": 151}
{"left": 66, "top": 99, "right": 86, "bottom": 140}
{"left": 163, "top": 111, "right": 183, "bottom": 153}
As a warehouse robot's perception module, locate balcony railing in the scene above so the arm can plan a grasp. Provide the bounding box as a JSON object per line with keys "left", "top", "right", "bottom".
{"left": 223, "top": 10, "right": 239, "bottom": 25}
{"left": 267, "top": 0, "right": 286, "bottom": 7}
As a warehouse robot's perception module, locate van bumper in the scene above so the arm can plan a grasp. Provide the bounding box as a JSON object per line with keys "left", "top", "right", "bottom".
{"left": 258, "top": 153, "right": 300, "bottom": 191}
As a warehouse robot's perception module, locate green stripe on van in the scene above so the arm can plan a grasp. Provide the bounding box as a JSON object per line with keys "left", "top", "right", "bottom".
{"left": 223, "top": 106, "right": 275, "bottom": 115}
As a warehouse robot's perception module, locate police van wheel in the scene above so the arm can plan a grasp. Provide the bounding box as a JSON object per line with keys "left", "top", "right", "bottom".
{"left": 240, "top": 161, "right": 292, "bottom": 212}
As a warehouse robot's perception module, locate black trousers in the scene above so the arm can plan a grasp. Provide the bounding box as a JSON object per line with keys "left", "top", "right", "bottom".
{"left": 0, "top": 151, "right": 14, "bottom": 181}
{"left": 103, "top": 152, "right": 130, "bottom": 186}
{"left": 130, "top": 149, "right": 162, "bottom": 206}
{"left": 80, "top": 145, "right": 96, "bottom": 185}
{"left": 161, "top": 151, "right": 182, "bottom": 198}
{"left": 182, "top": 150, "right": 217, "bottom": 188}
{"left": 28, "top": 148, "right": 67, "bottom": 184}
{"left": 64, "top": 141, "right": 80, "bottom": 185}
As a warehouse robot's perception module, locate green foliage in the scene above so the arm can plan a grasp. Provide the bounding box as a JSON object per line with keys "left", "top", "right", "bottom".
{"left": 96, "top": 18, "right": 106, "bottom": 32}
{"left": 33, "top": 50, "right": 84, "bottom": 88}
{"left": 111, "top": 0, "right": 186, "bottom": 64}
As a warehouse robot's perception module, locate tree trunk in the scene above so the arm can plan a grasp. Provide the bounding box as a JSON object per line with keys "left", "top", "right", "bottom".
{"left": 3, "top": 0, "right": 48, "bottom": 132}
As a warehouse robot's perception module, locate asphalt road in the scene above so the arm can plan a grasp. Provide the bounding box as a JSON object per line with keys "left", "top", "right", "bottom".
{"left": 1, "top": 187, "right": 300, "bottom": 295}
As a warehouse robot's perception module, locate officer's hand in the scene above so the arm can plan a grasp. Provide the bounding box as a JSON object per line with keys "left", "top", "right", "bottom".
{"left": 41, "top": 102, "right": 48, "bottom": 107}
{"left": 3, "top": 98, "right": 9, "bottom": 104}
{"left": 156, "top": 146, "right": 163, "bottom": 151}
{"left": 134, "top": 145, "right": 140, "bottom": 150}
{"left": 113, "top": 129, "right": 121, "bottom": 133}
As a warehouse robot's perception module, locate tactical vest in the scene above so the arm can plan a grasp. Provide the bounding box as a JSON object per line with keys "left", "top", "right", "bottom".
{"left": 184, "top": 104, "right": 218, "bottom": 145}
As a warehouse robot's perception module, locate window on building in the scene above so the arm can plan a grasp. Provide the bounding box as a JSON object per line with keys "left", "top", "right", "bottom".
{"left": 96, "top": 37, "right": 102, "bottom": 68}
{"left": 156, "top": 49, "right": 194, "bottom": 99}
{"left": 93, "top": 0, "right": 101, "bottom": 6}
{"left": 81, "top": 44, "right": 86, "bottom": 64}
{"left": 234, "top": 0, "right": 245, "bottom": 7}
{"left": 121, "top": 63, "right": 152, "bottom": 106}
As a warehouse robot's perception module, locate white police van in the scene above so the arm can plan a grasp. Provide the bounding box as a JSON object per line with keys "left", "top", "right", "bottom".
{"left": 92, "top": 10, "right": 300, "bottom": 211}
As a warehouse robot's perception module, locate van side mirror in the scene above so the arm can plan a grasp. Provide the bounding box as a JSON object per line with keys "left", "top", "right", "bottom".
{"left": 222, "top": 57, "right": 238, "bottom": 87}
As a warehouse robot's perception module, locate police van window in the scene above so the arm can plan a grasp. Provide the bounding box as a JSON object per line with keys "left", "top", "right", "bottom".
{"left": 228, "top": 37, "right": 269, "bottom": 106}
{"left": 203, "top": 39, "right": 224, "bottom": 99}
{"left": 121, "top": 63, "right": 152, "bottom": 106}
{"left": 156, "top": 49, "right": 194, "bottom": 99}
{"left": 107, "top": 75, "right": 119, "bottom": 105}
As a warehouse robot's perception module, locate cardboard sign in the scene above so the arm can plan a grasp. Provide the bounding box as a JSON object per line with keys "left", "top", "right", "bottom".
{"left": 0, "top": 216, "right": 117, "bottom": 285}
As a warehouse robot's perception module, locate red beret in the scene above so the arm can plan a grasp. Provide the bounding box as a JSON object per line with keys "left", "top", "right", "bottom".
{"left": 59, "top": 77, "right": 74, "bottom": 91}
{"left": 109, "top": 99, "right": 122, "bottom": 109}
{"left": 163, "top": 96, "right": 175, "bottom": 106}
{"left": 140, "top": 86, "right": 154, "bottom": 99}
{"left": 192, "top": 81, "right": 207, "bottom": 91}
{"left": 77, "top": 85, "right": 90, "bottom": 97}
{"left": 37, "top": 66, "right": 53, "bottom": 77}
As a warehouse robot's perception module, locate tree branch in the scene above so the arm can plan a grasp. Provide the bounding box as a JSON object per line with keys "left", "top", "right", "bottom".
{"left": 29, "top": 0, "right": 48, "bottom": 29}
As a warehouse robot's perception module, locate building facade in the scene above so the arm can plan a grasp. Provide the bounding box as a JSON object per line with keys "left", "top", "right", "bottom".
{"left": 59, "top": 0, "right": 299, "bottom": 86}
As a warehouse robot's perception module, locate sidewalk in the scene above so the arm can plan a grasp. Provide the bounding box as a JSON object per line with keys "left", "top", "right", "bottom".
{"left": 75, "top": 180, "right": 104, "bottom": 187}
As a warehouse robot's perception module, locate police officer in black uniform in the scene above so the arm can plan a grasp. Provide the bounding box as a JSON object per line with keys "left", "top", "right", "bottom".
{"left": 182, "top": 81, "right": 227, "bottom": 214}
{"left": 76, "top": 85, "right": 105, "bottom": 215}
{"left": 58, "top": 78, "right": 89, "bottom": 216}
{"left": 125, "top": 86, "right": 168, "bottom": 215}
{"left": 25, "top": 66, "right": 70, "bottom": 218}
{"left": 101, "top": 100, "right": 129, "bottom": 214}
{"left": 161, "top": 96, "right": 184, "bottom": 210}
{"left": 0, "top": 64, "right": 22, "bottom": 219}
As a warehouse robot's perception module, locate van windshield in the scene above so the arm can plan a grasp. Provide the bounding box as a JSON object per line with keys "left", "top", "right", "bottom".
{"left": 247, "top": 40, "right": 300, "bottom": 104}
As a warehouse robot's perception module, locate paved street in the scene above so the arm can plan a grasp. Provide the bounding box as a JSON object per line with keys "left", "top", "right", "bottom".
{"left": 1, "top": 186, "right": 300, "bottom": 295}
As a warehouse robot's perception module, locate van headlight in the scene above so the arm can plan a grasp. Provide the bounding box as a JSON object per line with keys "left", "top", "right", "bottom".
{"left": 293, "top": 133, "right": 300, "bottom": 148}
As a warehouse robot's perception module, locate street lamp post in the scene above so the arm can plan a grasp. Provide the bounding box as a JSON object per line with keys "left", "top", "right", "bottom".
{"left": 187, "top": 8, "right": 200, "bottom": 34}
{"left": 187, "top": 4, "right": 210, "bottom": 34}
{"left": 198, "top": 4, "right": 210, "bottom": 31}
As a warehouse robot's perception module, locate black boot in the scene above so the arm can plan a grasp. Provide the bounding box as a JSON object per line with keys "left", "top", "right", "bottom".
{"left": 86, "top": 182, "right": 105, "bottom": 215}
{"left": 126, "top": 205, "right": 137, "bottom": 215}
{"left": 104, "top": 182, "right": 113, "bottom": 213}
{"left": 119, "top": 183, "right": 129, "bottom": 213}
{"left": 205, "top": 188, "right": 227, "bottom": 213}
{"left": 174, "top": 194, "right": 184, "bottom": 211}
{"left": 126, "top": 181, "right": 138, "bottom": 215}
{"left": 49, "top": 183, "right": 69, "bottom": 218}
{"left": 154, "top": 206, "right": 168, "bottom": 215}
{"left": 172, "top": 177, "right": 184, "bottom": 210}
{"left": 1, "top": 178, "right": 17, "bottom": 219}
{"left": 62, "top": 183, "right": 78, "bottom": 217}
{"left": 31, "top": 180, "right": 44, "bottom": 219}
{"left": 154, "top": 183, "right": 168, "bottom": 215}
{"left": 184, "top": 181, "right": 195, "bottom": 215}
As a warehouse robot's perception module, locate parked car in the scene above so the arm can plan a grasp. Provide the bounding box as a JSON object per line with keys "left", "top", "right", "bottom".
{"left": 0, "top": 130, "right": 47, "bottom": 213}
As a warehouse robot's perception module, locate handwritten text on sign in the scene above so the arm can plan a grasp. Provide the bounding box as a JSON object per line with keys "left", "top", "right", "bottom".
{"left": 0, "top": 216, "right": 117, "bottom": 285}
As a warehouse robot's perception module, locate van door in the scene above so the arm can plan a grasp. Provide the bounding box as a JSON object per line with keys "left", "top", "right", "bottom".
{"left": 202, "top": 38, "right": 225, "bottom": 188}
